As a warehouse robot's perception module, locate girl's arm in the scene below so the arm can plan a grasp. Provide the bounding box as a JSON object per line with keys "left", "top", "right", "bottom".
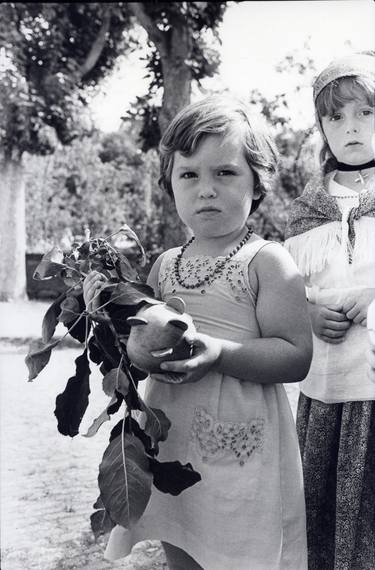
{"left": 160, "top": 244, "right": 313, "bottom": 384}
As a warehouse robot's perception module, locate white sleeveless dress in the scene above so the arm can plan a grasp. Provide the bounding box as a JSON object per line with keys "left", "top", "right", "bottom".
{"left": 105, "top": 237, "right": 307, "bottom": 570}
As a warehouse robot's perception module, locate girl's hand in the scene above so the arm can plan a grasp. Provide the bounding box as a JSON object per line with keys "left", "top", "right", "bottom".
{"left": 153, "top": 332, "right": 222, "bottom": 385}
{"left": 308, "top": 302, "right": 351, "bottom": 344}
{"left": 342, "top": 288, "right": 375, "bottom": 326}
{"left": 83, "top": 271, "right": 107, "bottom": 313}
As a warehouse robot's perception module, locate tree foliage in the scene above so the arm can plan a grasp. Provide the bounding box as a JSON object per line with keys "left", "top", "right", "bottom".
{"left": 0, "top": 2, "right": 230, "bottom": 300}
{"left": 0, "top": 2, "right": 228, "bottom": 157}
{"left": 24, "top": 128, "right": 165, "bottom": 275}
{"left": 125, "top": 1, "right": 228, "bottom": 147}
{"left": 0, "top": 2, "right": 137, "bottom": 159}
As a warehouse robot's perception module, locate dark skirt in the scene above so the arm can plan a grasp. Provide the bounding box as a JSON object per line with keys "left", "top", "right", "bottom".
{"left": 297, "top": 393, "right": 375, "bottom": 570}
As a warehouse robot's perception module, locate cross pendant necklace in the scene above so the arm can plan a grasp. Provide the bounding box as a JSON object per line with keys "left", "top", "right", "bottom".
{"left": 355, "top": 170, "right": 368, "bottom": 185}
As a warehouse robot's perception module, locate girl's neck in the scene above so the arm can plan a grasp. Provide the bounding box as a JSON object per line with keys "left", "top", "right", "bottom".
{"left": 333, "top": 167, "right": 375, "bottom": 192}
{"left": 187, "top": 226, "right": 252, "bottom": 257}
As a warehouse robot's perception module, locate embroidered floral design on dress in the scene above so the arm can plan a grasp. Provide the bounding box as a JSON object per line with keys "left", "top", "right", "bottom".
{"left": 159, "top": 256, "right": 249, "bottom": 299}
{"left": 190, "top": 407, "right": 265, "bottom": 466}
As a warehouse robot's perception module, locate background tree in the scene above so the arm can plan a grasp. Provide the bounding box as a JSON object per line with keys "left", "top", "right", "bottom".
{"left": 0, "top": 1, "right": 228, "bottom": 300}
{"left": 24, "top": 128, "right": 164, "bottom": 280}
{"left": 0, "top": 2, "right": 136, "bottom": 300}
{"left": 125, "top": 2, "right": 228, "bottom": 249}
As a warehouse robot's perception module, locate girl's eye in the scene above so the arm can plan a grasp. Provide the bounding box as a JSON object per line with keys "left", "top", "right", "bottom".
{"left": 217, "top": 169, "right": 235, "bottom": 176}
{"left": 361, "top": 108, "right": 373, "bottom": 117}
{"left": 329, "top": 113, "right": 342, "bottom": 122}
{"left": 180, "top": 172, "right": 197, "bottom": 179}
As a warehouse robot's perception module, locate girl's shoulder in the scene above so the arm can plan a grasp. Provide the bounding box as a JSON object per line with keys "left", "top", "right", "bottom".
{"left": 246, "top": 238, "right": 296, "bottom": 274}
{"left": 240, "top": 237, "right": 293, "bottom": 297}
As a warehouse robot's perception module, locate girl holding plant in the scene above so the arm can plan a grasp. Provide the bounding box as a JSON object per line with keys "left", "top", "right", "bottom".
{"left": 85, "top": 95, "right": 312, "bottom": 570}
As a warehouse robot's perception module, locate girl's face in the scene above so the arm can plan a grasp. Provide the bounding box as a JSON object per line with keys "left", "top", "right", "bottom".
{"left": 170, "top": 133, "right": 260, "bottom": 241}
{"left": 321, "top": 97, "right": 374, "bottom": 165}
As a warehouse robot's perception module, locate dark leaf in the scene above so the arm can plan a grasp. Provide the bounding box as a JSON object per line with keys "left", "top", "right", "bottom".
{"left": 107, "top": 391, "right": 124, "bottom": 415}
{"left": 54, "top": 350, "right": 91, "bottom": 437}
{"left": 117, "top": 256, "right": 139, "bottom": 281}
{"left": 88, "top": 335, "right": 103, "bottom": 364}
{"left": 25, "top": 338, "right": 61, "bottom": 381}
{"left": 124, "top": 368, "right": 144, "bottom": 411}
{"left": 109, "top": 281, "right": 155, "bottom": 307}
{"left": 33, "top": 247, "right": 65, "bottom": 280}
{"left": 110, "top": 418, "right": 153, "bottom": 454}
{"left": 98, "top": 434, "right": 153, "bottom": 529}
{"left": 90, "top": 508, "right": 115, "bottom": 539}
{"left": 149, "top": 458, "right": 201, "bottom": 496}
{"left": 102, "top": 367, "right": 129, "bottom": 398}
{"left": 41, "top": 293, "right": 65, "bottom": 343}
{"left": 104, "top": 304, "right": 137, "bottom": 335}
{"left": 139, "top": 402, "right": 171, "bottom": 451}
{"left": 58, "top": 295, "right": 81, "bottom": 326}
{"left": 93, "top": 323, "right": 120, "bottom": 368}
{"left": 63, "top": 294, "right": 89, "bottom": 343}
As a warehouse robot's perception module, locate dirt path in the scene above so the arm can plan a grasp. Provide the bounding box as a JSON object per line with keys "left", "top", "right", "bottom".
{"left": 0, "top": 344, "right": 167, "bottom": 570}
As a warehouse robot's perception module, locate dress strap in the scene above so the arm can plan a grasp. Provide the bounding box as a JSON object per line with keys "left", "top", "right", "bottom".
{"left": 239, "top": 238, "right": 277, "bottom": 265}
{"left": 239, "top": 239, "right": 279, "bottom": 301}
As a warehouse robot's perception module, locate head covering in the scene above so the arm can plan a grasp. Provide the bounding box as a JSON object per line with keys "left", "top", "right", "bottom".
{"left": 313, "top": 53, "right": 375, "bottom": 102}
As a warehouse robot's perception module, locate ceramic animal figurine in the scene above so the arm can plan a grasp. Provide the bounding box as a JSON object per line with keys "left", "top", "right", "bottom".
{"left": 126, "top": 297, "right": 196, "bottom": 374}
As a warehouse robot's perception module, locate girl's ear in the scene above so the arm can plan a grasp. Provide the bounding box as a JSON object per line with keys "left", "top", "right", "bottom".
{"left": 253, "top": 187, "right": 261, "bottom": 200}
{"left": 252, "top": 183, "right": 262, "bottom": 200}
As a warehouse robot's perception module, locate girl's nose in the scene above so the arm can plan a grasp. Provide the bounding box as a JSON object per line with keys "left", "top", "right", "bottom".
{"left": 346, "top": 120, "right": 359, "bottom": 134}
{"left": 198, "top": 182, "right": 217, "bottom": 198}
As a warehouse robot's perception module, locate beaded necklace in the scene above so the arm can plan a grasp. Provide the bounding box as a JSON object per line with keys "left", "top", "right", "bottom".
{"left": 174, "top": 227, "right": 253, "bottom": 291}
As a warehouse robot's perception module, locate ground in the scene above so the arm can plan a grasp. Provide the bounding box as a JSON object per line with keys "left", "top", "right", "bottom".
{"left": 0, "top": 301, "right": 300, "bottom": 570}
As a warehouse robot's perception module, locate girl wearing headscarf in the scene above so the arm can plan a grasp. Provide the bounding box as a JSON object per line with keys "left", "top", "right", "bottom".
{"left": 284, "top": 53, "right": 375, "bottom": 570}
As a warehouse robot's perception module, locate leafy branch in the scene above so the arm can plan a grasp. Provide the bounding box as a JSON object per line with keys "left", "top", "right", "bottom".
{"left": 25, "top": 224, "right": 200, "bottom": 537}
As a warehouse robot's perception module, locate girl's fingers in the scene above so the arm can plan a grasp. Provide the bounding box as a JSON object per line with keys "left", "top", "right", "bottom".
{"left": 324, "top": 308, "right": 349, "bottom": 321}
{"left": 325, "top": 319, "right": 351, "bottom": 331}
{"left": 345, "top": 307, "right": 360, "bottom": 320}
{"left": 160, "top": 358, "right": 192, "bottom": 373}
{"left": 320, "top": 335, "right": 345, "bottom": 344}
{"left": 152, "top": 372, "right": 186, "bottom": 384}
{"left": 322, "top": 328, "right": 347, "bottom": 339}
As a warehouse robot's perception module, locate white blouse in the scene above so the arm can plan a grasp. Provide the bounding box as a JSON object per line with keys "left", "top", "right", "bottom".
{"left": 285, "top": 173, "right": 375, "bottom": 403}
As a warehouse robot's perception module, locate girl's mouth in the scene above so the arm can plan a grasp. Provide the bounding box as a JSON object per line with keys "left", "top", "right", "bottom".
{"left": 196, "top": 207, "right": 220, "bottom": 214}
{"left": 345, "top": 141, "right": 362, "bottom": 147}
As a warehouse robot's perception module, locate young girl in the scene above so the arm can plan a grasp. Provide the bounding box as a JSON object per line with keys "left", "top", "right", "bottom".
{"left": 85, "top": 95, "right": 312, "bottom": 570}
{"left": 284, "top": 53, "right": 375, "bottom": 570}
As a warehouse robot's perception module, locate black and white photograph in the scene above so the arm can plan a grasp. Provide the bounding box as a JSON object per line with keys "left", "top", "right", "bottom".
{"left": 1, "top": 1, "right": 374, "bottom": 569}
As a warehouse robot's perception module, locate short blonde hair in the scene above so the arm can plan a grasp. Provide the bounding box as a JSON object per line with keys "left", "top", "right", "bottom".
{"left": 159, "top": 95, "right": 278, "bottom": 214}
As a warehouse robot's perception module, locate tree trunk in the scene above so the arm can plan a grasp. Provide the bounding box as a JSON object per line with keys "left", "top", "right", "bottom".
{"left": 158, "top": 26, "right": 192, "bottom": 135}
{"left": 157, "top": 26, "right": 193, "bottom": 249}
{"left": 0, "top": 156, "right": 27, "bottom": 301}
{"left": 128, "top": 3, "right": 193, "bottom": 250}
